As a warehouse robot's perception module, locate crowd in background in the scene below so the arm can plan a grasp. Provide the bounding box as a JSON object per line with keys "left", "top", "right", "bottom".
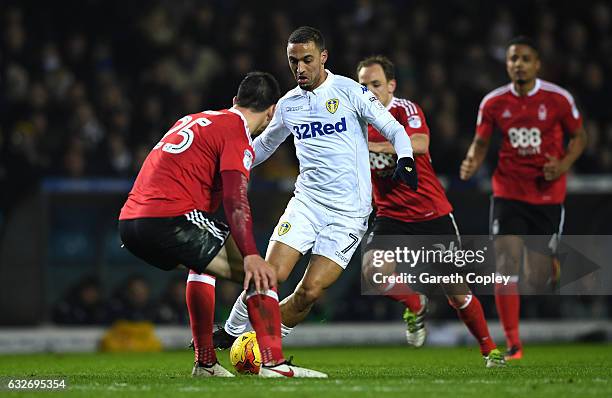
{"left": 3, "top": 1, "right": 611, "bottom": 189}
{"left": 2, "top": 0, "right": 612, "bottom": 325}
{"left": 52, "top": 274, "right": 196, "bottom": 325}
{"left": 52, "top": 272, "right": 609, "bottom": 326}
{"left": 52, "top": 273, "right": 330, "bottom": 326}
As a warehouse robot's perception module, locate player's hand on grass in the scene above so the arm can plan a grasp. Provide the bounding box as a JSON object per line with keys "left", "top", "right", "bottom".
{"left": 243, "top": 254, "right": 277, "bottom": 292}
{"left": 543, "top": 153, "right": 565, "bottom": 181}
{"left": 393, "top": 157, "right": 418, "bottom": 191}
{"left": 460, "top": 155, "right": 478, "bottom": 180}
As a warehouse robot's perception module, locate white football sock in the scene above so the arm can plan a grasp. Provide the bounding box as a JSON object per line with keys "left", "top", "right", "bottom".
{"left": 281, "top": 323, "right": 293, "bottom": 338}
{"left": 224, "top": 291, "right": 252, "bottom": 336}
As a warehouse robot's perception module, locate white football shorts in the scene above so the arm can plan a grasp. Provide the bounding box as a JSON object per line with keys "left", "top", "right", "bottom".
{"left": 269, "top": 196, "right": 369, "bottom": 269}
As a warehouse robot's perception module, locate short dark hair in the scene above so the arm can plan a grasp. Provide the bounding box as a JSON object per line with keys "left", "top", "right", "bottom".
{"left": 235, "top": 72, "right": 281, "bottom": 112}
{"left": 507, "top": 35, "right": 539, "bottom": 55}
{"left": 288, "top": 26, "right": 326, "bottom": 51}
{"left": 357, "top": 55, "right": 395, "bottom": 81}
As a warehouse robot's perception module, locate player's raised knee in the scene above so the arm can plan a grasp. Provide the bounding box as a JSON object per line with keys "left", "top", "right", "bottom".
{"left": 294, "top": 283, "right": 324, "bottom": 306}
{"left": 523, "top": 264, "right": 549, "bottom": 289}
{"left": 495, "top": 251, "right": 521, "bottom": 275}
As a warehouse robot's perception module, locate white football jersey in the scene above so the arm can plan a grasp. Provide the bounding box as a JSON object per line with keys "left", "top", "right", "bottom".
{"left": 253, "top": 70, "right": 413, "bottom": 217}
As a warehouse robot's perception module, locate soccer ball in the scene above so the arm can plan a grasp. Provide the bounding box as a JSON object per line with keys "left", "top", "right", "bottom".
{"left": 229, "top": 331, "right": 261, "bottom": 374}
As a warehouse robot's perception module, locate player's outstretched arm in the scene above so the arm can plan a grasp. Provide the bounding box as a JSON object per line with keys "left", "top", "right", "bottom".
{"left": 460, "top": 135, "right": 490, "bottom": 180}
{"left": 349, "top": 81, "right": 417, "bottom": 189}
{"left": 376, "top": 118, "right": 414, "bottom": 159}
{"left": 221, "top": 170, "right": 277, "bottom": 291}
{"left": 348, "top": 80, "right": 414, "bottom": 159}
{"left": 251, "top": 105, "right": 291, "bottom": 167}
{"left": 369, "top": 134, "right": 429, "bottom": 156}
{"left": 377, "top": 118, "right": 418, "bottom": 190}
{"left": 221, "top": 170, "right": 259, "bottom": 259}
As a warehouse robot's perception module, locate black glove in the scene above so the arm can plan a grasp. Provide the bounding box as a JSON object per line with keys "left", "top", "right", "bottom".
{"left": 393, "top": 156, "right": 418, "bottom": 191}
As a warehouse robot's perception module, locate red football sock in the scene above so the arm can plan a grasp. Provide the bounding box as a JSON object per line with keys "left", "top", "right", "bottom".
{"left": 387, "top": 293, "right": 424, "bottom": 313}
{"left": 495, "top": 281, "right": 521, "bottom": 349}
{"left": 186, "top": 271, "right": 217, "bottom": 365}
{"left": 246, "top": 287, "right": 284, "bottom": 365}
{"left": 451, "top": 294, "right": 496, "bottom": 355}
{"left": 380, "top": 272, "right": 421, "bottom": 297}
{"left": 382, "top": 273, "right": 423, "bottom": 312}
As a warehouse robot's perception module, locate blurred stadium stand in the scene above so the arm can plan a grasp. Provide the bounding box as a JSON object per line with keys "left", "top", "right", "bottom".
{"left": 2, "top": 321, "right": 612, "bottom": 354}
{"left": 1, "top": 0, "right": 611, "bottom": 346}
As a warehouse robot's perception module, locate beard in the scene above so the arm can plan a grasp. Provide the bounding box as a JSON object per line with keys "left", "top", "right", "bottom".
{"left": 297, "top": 79, "right": 313, "bottom": 90}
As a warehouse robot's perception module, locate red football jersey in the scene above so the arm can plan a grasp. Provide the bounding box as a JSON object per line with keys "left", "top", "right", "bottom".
{"left": 476, "top": 79, "right": 582, "bottom": 204}
{"left": 119, "top": 108, "right": 255, "bottom": 219}
{"left": 369, "top": 97, "right": 453, "bottom": 223}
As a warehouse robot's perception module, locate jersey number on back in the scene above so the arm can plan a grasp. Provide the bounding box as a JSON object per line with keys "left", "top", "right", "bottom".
{"left": 154, "top": 115, "right": 212, "bottom": 154}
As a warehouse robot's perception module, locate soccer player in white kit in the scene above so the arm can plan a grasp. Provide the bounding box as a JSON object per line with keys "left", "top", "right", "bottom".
{"left": 215, "top": 26, "right": 418, "bottom": 344}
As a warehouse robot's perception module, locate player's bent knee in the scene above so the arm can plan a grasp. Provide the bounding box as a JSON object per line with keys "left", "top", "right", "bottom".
{"left": 495, "top": 252, "right": 521, "bottom": 275}
{"left": 294, "top": 284, "right": 324, "bottom": 307}
{"left": 446, "top": 294, "right": 469, "bottom": 308}
{"left": 494, "top": 237, "right": 523, "bottom": 275}
{"left": 524, "top": 264, "right": 549, "bottom": 288}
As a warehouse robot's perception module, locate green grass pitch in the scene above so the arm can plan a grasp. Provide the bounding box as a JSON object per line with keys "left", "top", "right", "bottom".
{"left": 1, "top": 344, "right": 611, "bottom": 397}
